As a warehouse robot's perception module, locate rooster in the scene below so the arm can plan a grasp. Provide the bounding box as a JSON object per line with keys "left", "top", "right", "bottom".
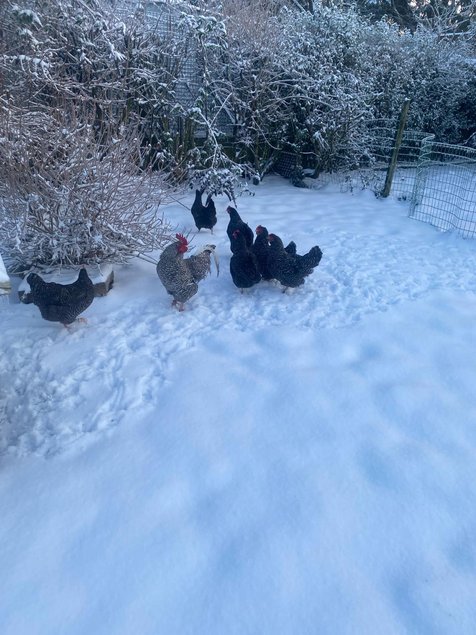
{"left": 191, "top": 189, "right": 217, "bottom": 233}
{"left": 267, "top": 233, "right": 323, "bottom": 292}
{"left": 230, "top": 229, "right": 261, "bottom": 292}
{"left": 226, "top": 206, "right": 254, "bottom": 252}
{"left": 26, "top": 267, "right": 94, "bottom": 326}
{"left": 156, "top": 233, "right": 219, "bottom": 311}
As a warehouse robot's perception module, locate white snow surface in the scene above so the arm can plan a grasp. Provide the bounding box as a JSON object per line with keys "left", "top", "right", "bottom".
{"left": 1, "top": 176, "right": 476, "bottom": 634}
{"left": 0, "top": 252, "right": 11, "bottom": 293}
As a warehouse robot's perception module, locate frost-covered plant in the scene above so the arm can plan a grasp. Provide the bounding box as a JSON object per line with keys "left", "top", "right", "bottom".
{"left": 0, "top": 104, "right": 173, "bottom": 272}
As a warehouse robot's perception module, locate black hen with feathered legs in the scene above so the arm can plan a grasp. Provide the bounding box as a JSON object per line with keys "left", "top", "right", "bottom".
{"left": 267, "top": 233, "right": 323, "bottom": 291}
{"left": 230, "top": 229, "right": 261, "bottom": 292}
{"left": 251, "top": 225, "right": 273, "bottom": 280}
{"left": 226, "top": 206, "right": 254, "bottom": 252}
{"left": 191, "top": 189, "right": 217, "bottom": 233}
{"left": 27, "top": 267, "right": 94, "bottom": 326}
{"left": 252, "top": 225, "right": 298, "bottom": 280}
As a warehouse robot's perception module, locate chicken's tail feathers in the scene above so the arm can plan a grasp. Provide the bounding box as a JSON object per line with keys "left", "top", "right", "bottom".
{"left": 201, "top": 244, "right": 219, "bottom": 277}
{"left": 304, "top": 245, "right": 323, "bottom": 269}
{"left": 285, "top": 240, "right": 297, "bottom": 256}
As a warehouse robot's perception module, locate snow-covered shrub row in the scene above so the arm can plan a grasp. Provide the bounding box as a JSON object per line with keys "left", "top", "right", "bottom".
{"left": 219, "top": 1, "right": 476, "bottom": 173}
{"left": 0, "top": 0, "right": 475, "bottom": 268}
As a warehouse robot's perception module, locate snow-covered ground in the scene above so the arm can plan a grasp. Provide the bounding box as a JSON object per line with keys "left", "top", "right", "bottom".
{"left": 1, "top": 176, "right": 476, "bottom": 634}
{"left": 0, "top": 252, "right": 11, "bottom": 294}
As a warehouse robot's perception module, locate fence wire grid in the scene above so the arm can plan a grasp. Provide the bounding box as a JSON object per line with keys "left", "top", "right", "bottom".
{"left": 408, "top": 140, "right": 476, "bottom": 238}
{"left": 319, "top": 120, "right": 476, "bottom": 239}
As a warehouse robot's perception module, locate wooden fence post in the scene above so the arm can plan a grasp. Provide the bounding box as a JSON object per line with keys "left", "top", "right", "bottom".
{"left": 381, "top": 98, "right": 411, "bottom": 197}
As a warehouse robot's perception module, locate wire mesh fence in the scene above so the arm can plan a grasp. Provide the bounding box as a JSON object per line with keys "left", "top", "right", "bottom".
{"left": 314, "top": 118, "right": 476, "bottom": 239}
{"left": 355, "top": 120, "right": 435, "bottom": 201}
{"left": 409, "top": 140, "right": 476, "bottom": 238}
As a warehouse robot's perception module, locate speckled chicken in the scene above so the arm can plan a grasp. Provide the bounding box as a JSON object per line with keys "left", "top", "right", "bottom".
{"left": 226, "top": 206, "right": 254, "bottom": 252}
{"left": 156, "top": 233, "right": 218, "bottom": 311}
{"left": 230, "top": 229, "right": 261, "bottom": 292}
{"left": 27, "top": 268, "right": 94, "bottom": 326}
{"left": 191, "top": 189, "right": 217, "bottom": 233}
{"left": 267, "top": 233, "right": 323, "bottom": 291}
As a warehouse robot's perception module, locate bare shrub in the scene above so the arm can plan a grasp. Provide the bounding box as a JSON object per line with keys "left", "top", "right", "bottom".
{"left": 0, "top": 101, "right": 174, "bottom": 273}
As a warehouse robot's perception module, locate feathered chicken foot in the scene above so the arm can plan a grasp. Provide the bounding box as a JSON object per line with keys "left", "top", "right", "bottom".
{"left": 171, "top": 299, "right": 185, "bottom": 312}
{"left": 62, "top": 316, "right": 88, "bottom": 329}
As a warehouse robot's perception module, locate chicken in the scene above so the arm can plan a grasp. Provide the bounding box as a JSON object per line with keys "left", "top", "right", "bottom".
{"left": 267, "top": 233, "right": 323, "bottom": 291}
{"left": 252, "top": 225, "right": 297, "bottom": 280}
{"left": 156, "top": 233, "right": 218, "bottom": 311}
{"left": 229, "top": 229, "right": 261, "bottom": 292}
{"left": 191, "top": 189, "right": 217, "bottom": 233}
{"left": 251, "top": 225, "right": 273, "bottom": 281}
{"left": 26, "top": 267, "right": 94, "bottom": 326}
{"left": 226, "top": 206, "right": 254, "bottom": 252}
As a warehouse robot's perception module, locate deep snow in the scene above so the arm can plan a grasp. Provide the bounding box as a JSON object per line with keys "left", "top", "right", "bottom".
{"left": 1, "top": 176, "right": 476, "bottom": 634}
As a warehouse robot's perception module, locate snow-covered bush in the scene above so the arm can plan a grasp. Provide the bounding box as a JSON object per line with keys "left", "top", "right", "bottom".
{"left": 0, "top": 104, "right": 173, "bottom": 272}
{"left": 358, "top": 18, "right": 476, "bottom": 144}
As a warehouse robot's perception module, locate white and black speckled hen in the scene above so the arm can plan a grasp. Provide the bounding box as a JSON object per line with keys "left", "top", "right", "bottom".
{"left": 267, "top": 233, "right": 323, "bottom": 292}
{"left": 191, "top": 189, "right": 217, "bottom": 233}
{"left": 27, "top": 268, "right": 94, "bottom": 326}
{"left": 156, "top": 233, "right": 219, "bottom": 311}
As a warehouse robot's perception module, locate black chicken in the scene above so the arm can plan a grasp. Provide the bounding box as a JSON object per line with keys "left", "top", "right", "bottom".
{"left": 267, "top": 233, "right": 323, "bottom": 291}
{"left": 191, "top": 189, "right": 217, "bottom": 233}
{"left": 27, "top": 268, "right": 95, "bottom": 326}
{"left": 226, "top": 206, "right": 254, "bottom": 252}
{"left": 252, "top": 225, "right": 297, "bottom": 280}
{"left": 251, "top": 225, "right": 274, "bottom": 281}
{"left": 230, "top": 229, "right": 261, "bottom": 292}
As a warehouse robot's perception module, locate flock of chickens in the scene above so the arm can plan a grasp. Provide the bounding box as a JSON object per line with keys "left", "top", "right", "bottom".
{"left": 25, "top": 189, "right": 323, "bottom": 325}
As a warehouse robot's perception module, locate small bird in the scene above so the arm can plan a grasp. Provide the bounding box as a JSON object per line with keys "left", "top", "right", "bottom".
{"left": 156, "top": 233, "right": 218, "bottom": 311}
{"left": 267, "top": 233, "right": 323, "bottom": 292}
{"left": 190, "top": 189, "right": 217, "bottom": 233}
{"left": 226, "top": 206, "right": 254, "bottom": 251}
{"left": 26, "top": 267, "right": 94, "bottom": 326}
{"left": 230, "top": 229, "right": 261, "bottom": 292}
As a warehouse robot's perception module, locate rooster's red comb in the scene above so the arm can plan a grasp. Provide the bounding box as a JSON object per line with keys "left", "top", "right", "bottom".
{"left": 176, "top": 233, "right": 188, "bottom": 245}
